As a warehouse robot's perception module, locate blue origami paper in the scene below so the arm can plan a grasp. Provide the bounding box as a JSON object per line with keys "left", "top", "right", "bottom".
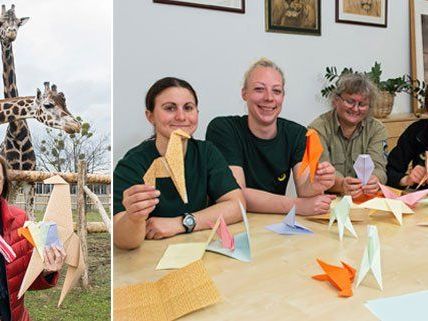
{"left": 45, "top": 222, "right": 62, "bottom": 247}
{"left": 265, "top": 206, "right": 313, "bottom": 235}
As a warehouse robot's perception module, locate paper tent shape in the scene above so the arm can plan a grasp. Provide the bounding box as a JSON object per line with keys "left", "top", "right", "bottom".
{"left": 297, "top": 129, "right": 323, "bottom": 182}
{"left": 356, "top": 225, "right": 383, "bottom": 290}
{"left": 378, "top": 183, "right": 428, "bottom": 207}
{"left": 143, "top": 129, "right": 190, "bottom": 203}
{"left": 358, "top": 197, "right": 414, "bottom": 225}
{"left": 18, "top": 175, "right": 86, "bottom": 306}
{"left": 353, "top": 154, "right": 374, "bottom": 186}
{"left": 328, "top": 196, "right": 358, "bottom": 241}
{"left": 265, "top": 206, "right": 313, "bottom": 235}
{"left": 312, "top": 259, "right": 356, "bottom": 297}
{"left": 207, "top": 215, "right": 235, "bottom": 250}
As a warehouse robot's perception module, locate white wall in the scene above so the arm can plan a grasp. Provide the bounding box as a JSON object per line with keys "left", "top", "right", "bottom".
{"left": 114, "top": 0, "right": 411, "bottom": 164}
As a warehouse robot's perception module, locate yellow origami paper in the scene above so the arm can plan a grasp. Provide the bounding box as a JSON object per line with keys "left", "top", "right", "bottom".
{"left": 143, "top": 129, "right": 190, "bottom": 203}
{"left": 114, "top": 260, "right": 221, "bottom": 321}
{"left": 358, "top": 197, "right": 414, "bottom": 225}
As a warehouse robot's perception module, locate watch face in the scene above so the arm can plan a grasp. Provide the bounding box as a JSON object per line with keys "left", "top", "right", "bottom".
{"left": 184, "top": 215, "right": 195, "bottom": 227}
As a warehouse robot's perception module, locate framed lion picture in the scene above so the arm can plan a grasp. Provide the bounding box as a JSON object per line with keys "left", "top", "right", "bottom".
{"left": 265, "top": 0, "right": 321, "bottom": 35}
{"left": 336, "top": 0, "right": 388, "bottom": 27}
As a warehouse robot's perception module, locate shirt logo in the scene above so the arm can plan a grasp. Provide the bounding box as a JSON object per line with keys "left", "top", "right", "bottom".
{"left": 277, "top": 173, "right": 287, "bottom": 182}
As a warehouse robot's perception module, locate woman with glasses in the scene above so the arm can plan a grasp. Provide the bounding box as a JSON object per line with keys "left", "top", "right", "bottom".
{"left": 309, "top": 73, "right": 388, "bottom": 199}
{"left": 206, "top": 58, "right": 336, "bottom": 216}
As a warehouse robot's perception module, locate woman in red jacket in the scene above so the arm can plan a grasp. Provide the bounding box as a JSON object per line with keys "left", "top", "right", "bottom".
{"left": 0, "top": 156, "right": 66, "bottom": 321}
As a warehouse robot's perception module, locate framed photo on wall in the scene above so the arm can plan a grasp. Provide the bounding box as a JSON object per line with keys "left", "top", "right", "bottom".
{"left": 265, "top": 0, "right": 321, "bottom": 35}
{"left": 153, "top": 0, "right": 245, "bottom": 13}
{"left": 410, "top": 0, "right": 428, "bottom": 115}
{"left": 336, "top": 0, "right": 387, "bottom": 27}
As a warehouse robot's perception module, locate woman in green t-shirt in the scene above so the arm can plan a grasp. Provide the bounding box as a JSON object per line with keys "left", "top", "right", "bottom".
{"left": 206, "top": 58, "right": 337, "bottom": 216}
{"left": 113, "top": 77, "right": 244, "bottom": 249}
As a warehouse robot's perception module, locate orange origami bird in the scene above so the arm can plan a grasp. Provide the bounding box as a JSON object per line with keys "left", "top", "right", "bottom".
{"left": 297, "top": 129, "right": 323, "bottom": 182}
{"left": 312, "top": 259, "right": 356, "bottom": 297}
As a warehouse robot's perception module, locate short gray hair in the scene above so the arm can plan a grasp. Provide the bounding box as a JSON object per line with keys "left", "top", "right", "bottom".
{"left": 333, "top": 72, "right": 379, "bottom": 106}
{"left": 243, "top": 58, "right": 285, "bottom": 89}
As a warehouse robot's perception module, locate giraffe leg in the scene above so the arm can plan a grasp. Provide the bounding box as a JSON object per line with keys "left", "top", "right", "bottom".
{"left": 22, "top": 182, "right": 35, "bottom": 221}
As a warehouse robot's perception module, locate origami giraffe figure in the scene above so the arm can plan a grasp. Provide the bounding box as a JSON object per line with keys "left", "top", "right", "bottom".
{"left": 143, "top": 129, "right": 190, "bottom": 203}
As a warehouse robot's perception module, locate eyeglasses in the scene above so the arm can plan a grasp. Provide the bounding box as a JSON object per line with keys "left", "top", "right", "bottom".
{"left": 337, "top": 95, "right": 369, "bottom": 109}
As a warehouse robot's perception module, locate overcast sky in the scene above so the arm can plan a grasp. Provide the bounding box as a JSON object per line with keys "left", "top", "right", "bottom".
{"left": 0, "top": 0, "right": 111, "bottom": 160}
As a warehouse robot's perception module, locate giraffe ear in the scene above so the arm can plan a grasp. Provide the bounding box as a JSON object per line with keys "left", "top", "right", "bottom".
{"left": 36, "top": 88, "right": 41, "bottom": 100}
{"left": 19, "top": 17, "right": 29, "bottom": 27}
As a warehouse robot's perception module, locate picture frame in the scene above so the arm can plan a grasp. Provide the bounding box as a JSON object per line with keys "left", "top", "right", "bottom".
{"left": 336, "top": 0, "right": 387, "bottom": 28}
{"left": 265, "top": 0, "right": 321, "bottom": 35}
{"left": 410, "top": 0, "right": 428, "bottom": 115}
{"left": 153, "top": 0, "right": 245, "bottom": 13}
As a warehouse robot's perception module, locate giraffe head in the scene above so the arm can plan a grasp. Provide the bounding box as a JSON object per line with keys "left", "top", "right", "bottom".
{"left": 34, "top": 82, "right": 81, "bottom": 134}
{"left": 0, "top": 4, "right": 29, "bottom": 44}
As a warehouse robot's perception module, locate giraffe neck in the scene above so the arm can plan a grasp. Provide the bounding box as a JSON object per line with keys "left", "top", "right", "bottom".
{"left": 1, "top": 41, "right": 18, "bottom": 98}
{"left": 0, "top": 96, "right": 36, "bottom": 123}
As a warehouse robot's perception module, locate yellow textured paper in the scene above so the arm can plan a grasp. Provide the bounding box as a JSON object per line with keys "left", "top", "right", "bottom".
{"left": 114, "top": 260, "right": 221, "bottom": 321}
{"left": 156, "top": 243, "right": 206, "bottom": 270}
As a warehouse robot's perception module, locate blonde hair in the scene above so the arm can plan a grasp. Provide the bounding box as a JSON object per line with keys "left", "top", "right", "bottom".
{"left": 243, "top": 58, "right": 285, "bottom": 89}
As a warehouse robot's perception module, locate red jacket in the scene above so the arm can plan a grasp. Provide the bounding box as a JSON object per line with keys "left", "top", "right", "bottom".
{"left": 1, "top": 197, "right": 59, "bottom": 321}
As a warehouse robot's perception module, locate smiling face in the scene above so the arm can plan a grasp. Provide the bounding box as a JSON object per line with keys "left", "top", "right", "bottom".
{"left": 145, "top": 86, "right": 198, "bottom": 141}
{"left": 242, "top": 66, "right": 284, "bottom": 128}
{"left": 333, "top": 92, "right": 370, "bottom": 128}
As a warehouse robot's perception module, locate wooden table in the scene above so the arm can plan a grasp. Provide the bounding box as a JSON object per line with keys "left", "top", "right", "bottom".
{"left": 114, "top": 205, "right": 428, "bottom": 321}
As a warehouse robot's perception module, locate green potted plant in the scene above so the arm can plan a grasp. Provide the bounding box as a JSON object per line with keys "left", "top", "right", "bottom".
{"left": 321, "top": 62, "right": 427, "bottom": 118}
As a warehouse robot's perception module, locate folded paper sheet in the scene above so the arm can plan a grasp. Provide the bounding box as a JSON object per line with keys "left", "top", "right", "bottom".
{"left": 206, "top": 201, "right": 251, "bottom": 262}
{"left": 22, "top": 221, "right": 62, "bottom": 261}
{"left": 265, "top": 206, "right": 313, "bottom": 235}
{"left": 156, "top": 243, "right": 207, "bottom": 270}
{"left": 365, "top": 290, "right": 428, "bottom": 321}
{"left": 297, "top": 129, "right": 323, "bottom": 182}
{"left": 17, "top": 226, "right": 35, "bottom": 247}
{"left": 143, "top": 129, "right": 190, "bottom": 203}
{"left": 114, "top": 260, "right": 221, "bottom": 321}
{"left": 328, "top": 196, "right": 358, "bottom": 241}
{"left": 18, "top": 175, "right": 86, "bottom": 307}
{"left": 379, "top": 183, "right": 428, "bottom": 207}
{"left": 353, "top": 154, "right": 374, "bottom": 186}
{"left": 312, "top": 259, "right": 356, "bottom": 297}
{"left": 356, "top": 225, "right": 382, "bottom": 290}
{"left": 358, "top": 197, "right": 414, "bottom": 225}
{"left": 0, "top": 234, "right": 16, "bottom": 263}
{"left": 207, "top": 215, "right": 234, "bottom": 250}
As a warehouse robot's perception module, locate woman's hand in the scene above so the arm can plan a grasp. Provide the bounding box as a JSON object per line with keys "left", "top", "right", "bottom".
{"left": 342, "top": 176, "right": 363, "bottom": 199}
{"left": 312, "top": 162, "right": 336, "bottom": 192}
{"left": 362, "top": 175, "right": 380, "bottom": 195}
{"left": 295, "top": 194, "right": 336, "bottom": 216}
{"left": 400, "top": 165, "right": 427, "bottom": 187}
{"left": 43, "top": 245, "right": 66, "bottom": 274}
{"left": 145, "top": 216, "right": 185, "bottom": 240}
{"left": 122, "top": 184, "right": 160, "bottom": 223}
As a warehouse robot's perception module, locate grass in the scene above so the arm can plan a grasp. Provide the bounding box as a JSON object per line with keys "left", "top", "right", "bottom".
{"left": 25, "top": 232, "right": 111, "bottom": 320}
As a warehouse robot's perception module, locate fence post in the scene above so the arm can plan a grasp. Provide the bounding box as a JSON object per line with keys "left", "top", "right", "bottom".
{"left": 77, "top": 160, "right": 89, "bottom": 288}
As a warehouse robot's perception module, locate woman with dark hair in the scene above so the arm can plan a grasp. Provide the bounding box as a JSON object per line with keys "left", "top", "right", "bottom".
{"left": 113, "top": 77, "right": 245, "bottom": 249}
{"left": 0, "top": 156, "right": 66, "bottom": 321}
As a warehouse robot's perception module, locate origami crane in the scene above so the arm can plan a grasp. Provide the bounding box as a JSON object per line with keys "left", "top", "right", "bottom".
{"left": 328, "top": 196, "right": 358, "bottom": 241}
{"left": 353, "top": 154, "right": 374, "bottom": 186}
{"left": 312, "top": 259, "right": 356, "bottom": 297}
{"left": 358, "top": 197, "right": 414, "bottom": 225}
{"left": 379, "top": 183, "right": 428, "bottom": 207}
{"left": 297, "top": 129, "right": 323, "bottom": 182}
{"left": 207, "top": 215, "right": 235, "bottom": 250}
{"left": 356, "top": 225, "right": 383, "bottom": 290}
{"left": 143, "top": 129, "right": 190, "bottom": 203}
{"left": 265, "top": 206, "right": 313, "bottom": 235}
{"left": 18, "top": 175, "right": 86, "bottom": 306}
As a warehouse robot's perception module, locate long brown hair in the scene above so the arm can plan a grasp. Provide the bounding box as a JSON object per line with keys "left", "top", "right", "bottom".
{"left": 0, "top": 156, "right": 10, "bottom": 199}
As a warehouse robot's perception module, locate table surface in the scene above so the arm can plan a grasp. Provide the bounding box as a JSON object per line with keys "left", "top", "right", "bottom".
{"left": 114, "top": 204, "right": 428, "bottom": 321}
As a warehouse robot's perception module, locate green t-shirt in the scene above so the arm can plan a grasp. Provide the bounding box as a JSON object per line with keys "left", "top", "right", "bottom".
{"left": 206, "top": 115, "right": 307, "bottom": 195}
{"left": 113, "top": 138, "right": 239, "bottom": 217}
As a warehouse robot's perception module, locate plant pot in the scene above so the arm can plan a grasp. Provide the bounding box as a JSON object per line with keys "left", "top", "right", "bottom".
{"left": 372, "top": 91, "right": 394, "bottom": 118}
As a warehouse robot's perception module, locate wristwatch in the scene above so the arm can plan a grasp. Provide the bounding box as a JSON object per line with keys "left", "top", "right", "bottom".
{"left": 182, "top": 213, "right": 196, "bottom": 233}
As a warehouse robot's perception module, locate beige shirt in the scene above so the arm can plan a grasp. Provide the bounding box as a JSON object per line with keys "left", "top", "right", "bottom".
{"left": 309, "top": 110, "right": 387, "bottom": 183}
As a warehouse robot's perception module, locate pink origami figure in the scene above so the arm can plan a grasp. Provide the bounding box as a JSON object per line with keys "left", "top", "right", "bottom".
{"left": 207, "top": 215, "right": 235, "bottom": 250}
{"left": 378, "top": 183, "right": 428, "bottom": 207}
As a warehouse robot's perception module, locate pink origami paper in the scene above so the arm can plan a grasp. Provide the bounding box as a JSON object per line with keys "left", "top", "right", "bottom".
{"left": 379, "top": 183, "right": 428, "bottom": 207}
{"left": 207, "top": 215, "right": 235, "bottom": 250}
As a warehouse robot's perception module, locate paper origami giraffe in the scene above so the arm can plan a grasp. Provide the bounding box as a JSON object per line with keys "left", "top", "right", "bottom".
{"left": 18, "top": 175, "right": 85, "bottom": 306}
{"left": 297, "top": 129, "right": 323, "bottom": 182}
{"left": 379, "top": 183, "right": 428, "bottom": 207}
{"left": 312, "top": 259, "right": 356, "bottom": 297}
{"left": 143, "top": 129, "right": 190, "bottom": 203}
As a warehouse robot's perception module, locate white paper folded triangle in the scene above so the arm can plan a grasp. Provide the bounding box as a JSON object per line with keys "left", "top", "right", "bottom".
{"left": 353, "top": 154, "right": 374, "bottom": 185}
